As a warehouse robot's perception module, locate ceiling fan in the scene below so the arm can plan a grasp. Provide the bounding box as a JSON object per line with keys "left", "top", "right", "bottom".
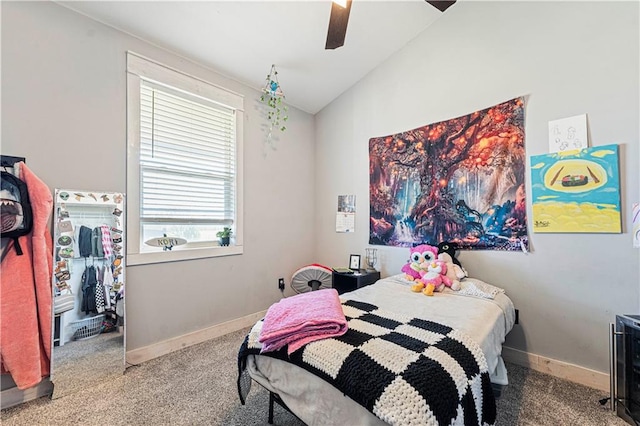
{"left": 325, "top": 0, "right": 456, "bottom": 50}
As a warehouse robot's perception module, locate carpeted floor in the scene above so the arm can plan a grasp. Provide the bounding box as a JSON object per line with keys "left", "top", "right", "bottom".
{"left": 51, "top": 331, "right": 124, "bottom": 399}
{"left": 1, "top": 327, "right": 629, "bottom": 425}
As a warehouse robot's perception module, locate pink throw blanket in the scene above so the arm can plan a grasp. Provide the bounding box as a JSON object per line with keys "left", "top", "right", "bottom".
{"left": 259, "top": 289, "right": 347, "bottom": 355}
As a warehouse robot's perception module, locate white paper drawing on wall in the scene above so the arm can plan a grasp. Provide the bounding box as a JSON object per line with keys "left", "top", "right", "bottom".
{"left": 336, "top": 195, "right": 356, "bottom": 233}
{"left": 548, "top": 114, "right": 588, "bottom": 153}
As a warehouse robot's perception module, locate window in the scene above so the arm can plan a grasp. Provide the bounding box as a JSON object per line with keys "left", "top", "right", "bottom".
{"left": 126, "top": 52, "right": 243, "bottom": 265}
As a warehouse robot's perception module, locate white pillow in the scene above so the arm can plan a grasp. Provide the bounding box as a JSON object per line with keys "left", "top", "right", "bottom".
{"left": 457, "top": 277, "right": 505, "bottom": 299}
{"left": 387, "top": 273, "right": 415, "bottom": 286}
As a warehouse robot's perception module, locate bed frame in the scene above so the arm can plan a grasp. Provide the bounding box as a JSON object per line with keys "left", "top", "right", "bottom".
{"left": 268, "top": 391, "right": 299, "bottom": 424}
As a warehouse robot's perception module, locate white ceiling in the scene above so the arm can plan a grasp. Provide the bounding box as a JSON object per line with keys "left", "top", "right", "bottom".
{"left": 57, "top": 1, "right": 453, "bottom": 114}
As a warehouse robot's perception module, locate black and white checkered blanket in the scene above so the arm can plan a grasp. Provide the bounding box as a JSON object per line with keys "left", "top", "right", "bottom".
{"left": 238, "top": 299, "right": 496, "bottom": 426}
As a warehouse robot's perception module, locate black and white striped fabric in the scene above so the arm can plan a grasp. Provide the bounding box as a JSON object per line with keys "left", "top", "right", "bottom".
{"left": 238, "top": 299, "right": 496, "bottom": 426}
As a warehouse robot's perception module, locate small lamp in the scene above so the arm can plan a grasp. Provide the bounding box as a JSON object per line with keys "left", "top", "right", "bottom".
{"left": 365, "top": 248, "right": 378, "bottom": 272}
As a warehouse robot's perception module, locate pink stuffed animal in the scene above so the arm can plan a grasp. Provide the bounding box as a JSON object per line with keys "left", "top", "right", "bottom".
{"left": 416, "top": 260, "right": 452, "bottom": 296}
{"left": 401, "top": 244, "right": 438, "bottom": 281}
{"left": 402, "top": 244, "right": 451, "bottom": 295}
{"left": 437, "top": 252, "right": 463, "bottom": 291}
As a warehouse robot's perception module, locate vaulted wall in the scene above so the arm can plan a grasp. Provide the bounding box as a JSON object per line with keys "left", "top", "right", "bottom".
{"left": 314, "top": 0, "right": 640, "bottom": 375}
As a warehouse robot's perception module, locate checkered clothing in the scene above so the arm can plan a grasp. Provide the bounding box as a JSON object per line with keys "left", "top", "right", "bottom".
{"left": 238, "top": 300, "right": 496, "bottom": 426}
{"left": 100, "top": 225, "right": 113, "bottom": 258}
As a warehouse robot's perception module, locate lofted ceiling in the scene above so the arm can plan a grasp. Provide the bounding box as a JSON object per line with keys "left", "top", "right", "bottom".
{"left": 57, "top": 1, "right": 455, "bottom": 114}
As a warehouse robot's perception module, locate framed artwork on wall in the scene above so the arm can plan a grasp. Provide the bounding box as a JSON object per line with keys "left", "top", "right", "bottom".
{"left": 349, "top": 254, "right": 361, "bottom": 270}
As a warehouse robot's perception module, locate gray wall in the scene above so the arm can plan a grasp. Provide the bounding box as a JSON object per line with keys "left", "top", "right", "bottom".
{"left": 2, "top": 0, "right": 639, "bottom": 376}
{"left": 314, "top": 1, "right": 640, "bottom": 373}
{"left": 1, "top": 1, "right": 316, "bottom": 351}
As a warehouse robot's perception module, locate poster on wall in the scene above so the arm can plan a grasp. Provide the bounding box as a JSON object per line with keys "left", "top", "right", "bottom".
{"left": 369, "top": 97, "right": 528, "bottom": 251}
{"left": 336, "top": 195, "right": 356, "bottom": 233}
{"left": 530, "top": 144, "right": 621, "bottom": 233}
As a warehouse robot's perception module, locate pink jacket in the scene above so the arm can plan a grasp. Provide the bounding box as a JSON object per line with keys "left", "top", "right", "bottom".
{"left": 1, "top": 162, "right": 53, "bottom": 389}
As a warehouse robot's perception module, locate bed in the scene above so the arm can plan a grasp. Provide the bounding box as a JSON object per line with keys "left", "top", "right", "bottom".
{"left": 238, "top": 274, "right": 516, "bottom": 425}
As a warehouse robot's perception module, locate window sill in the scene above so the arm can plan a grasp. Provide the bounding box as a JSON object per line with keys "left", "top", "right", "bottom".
{"left": 127, "top": 245, "right": 243, "bottom": 266}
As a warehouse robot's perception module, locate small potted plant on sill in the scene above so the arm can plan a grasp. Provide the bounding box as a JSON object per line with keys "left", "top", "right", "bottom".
{"left": 216, "top": 227, "right": 232, "bottom": 247}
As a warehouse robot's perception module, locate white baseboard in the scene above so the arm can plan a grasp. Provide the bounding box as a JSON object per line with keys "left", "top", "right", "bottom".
{"left": 502, "top": 346, "right": 609, "bottom": 392}
{"left": 126, "top": 310, "right": 267, "bottom": 366}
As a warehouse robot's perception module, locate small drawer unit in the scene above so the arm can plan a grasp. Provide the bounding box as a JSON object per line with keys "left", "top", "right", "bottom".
{"left": 332, "top": 271, "right": 380, "bottom": 295}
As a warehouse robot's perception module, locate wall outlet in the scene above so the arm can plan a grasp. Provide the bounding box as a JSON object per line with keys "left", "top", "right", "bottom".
{"left": 278, "top": 278, "right": 285, "bottom": 291}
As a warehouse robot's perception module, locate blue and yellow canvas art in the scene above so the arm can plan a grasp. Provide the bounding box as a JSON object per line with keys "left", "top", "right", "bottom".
{"left": 530, "top": 144, "right": 621, "bottom": 233}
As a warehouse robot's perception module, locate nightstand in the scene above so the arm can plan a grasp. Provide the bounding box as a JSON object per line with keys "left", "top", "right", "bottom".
{"left": 332, "top": 270, "right": 381, "bottom": 295}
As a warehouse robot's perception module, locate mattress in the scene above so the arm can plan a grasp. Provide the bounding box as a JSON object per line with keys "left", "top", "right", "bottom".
{"left": 245, "top": 274, "right": 516, "bottom": 425}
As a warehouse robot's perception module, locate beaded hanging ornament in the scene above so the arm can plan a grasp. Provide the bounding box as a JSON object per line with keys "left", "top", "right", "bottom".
{"left": 260, "top": 64, "right": 288, "bottom": 145}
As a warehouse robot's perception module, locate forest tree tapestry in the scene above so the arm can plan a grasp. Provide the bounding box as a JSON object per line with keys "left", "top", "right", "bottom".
{"left": 369, "top": 97, "right": 528, "bottom": 251}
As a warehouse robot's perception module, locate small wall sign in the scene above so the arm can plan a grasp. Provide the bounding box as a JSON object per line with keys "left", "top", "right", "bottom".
{"left": 144, "top": 235, "right": 187, "bottom": 251}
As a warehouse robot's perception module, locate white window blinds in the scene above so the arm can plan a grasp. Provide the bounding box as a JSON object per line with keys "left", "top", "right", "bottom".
{"left": 127, "top": 52, "right": 244, "bottom": 264}
{"left": 139, "top": 81, "right": 236, "bottom": 226}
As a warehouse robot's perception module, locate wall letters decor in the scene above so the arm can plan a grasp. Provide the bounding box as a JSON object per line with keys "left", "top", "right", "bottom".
{"left": 369, "top": 97, "right": 528, "bottom": 251}
{"left": 530, "top": 144, "right": 621, "bottom": 233}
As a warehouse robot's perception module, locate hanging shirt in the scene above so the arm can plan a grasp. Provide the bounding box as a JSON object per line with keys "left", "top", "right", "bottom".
{"left": 78, "top": 226, "right": 92, "bottom": 258}
{"left": 100, "top": 266, "right": 112, "bottom": 310}
{"left": 91, "top": 227, "right": 104, "bottom": 258}
{"left": 81, "top": 265, "right": 97, "bottom": 314}
{"left": 94, "top": 266, "right": 105, "bottom": 314}
{"left": 100, "top": 225, "right": 113, "bottom": 258}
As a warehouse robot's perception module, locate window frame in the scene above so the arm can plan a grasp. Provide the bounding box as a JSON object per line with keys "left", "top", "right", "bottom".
{"left": 126, "top": 52, "right": 244, "bottom": 265}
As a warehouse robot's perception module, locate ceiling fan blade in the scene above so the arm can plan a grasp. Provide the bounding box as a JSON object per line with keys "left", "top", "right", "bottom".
{"left": 325, "top": 0, "right": 352, "bottom": 50}
{"left": 425, "top": 1, "right": 456, "bottom": 13}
